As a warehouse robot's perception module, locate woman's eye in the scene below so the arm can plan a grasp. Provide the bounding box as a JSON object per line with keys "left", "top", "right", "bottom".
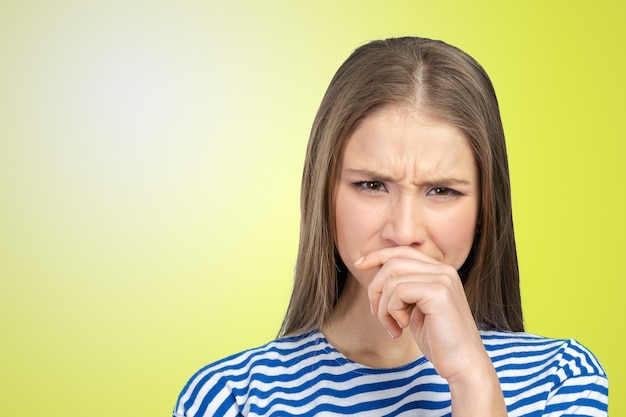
{"left": 428, "top": 187, "right": 459, "bottom": 196}
{"left": 354, "top": 181, "right": 386, "bottom": 192}
{"left": 366, "top": 181, "right": 384, "bottom": 191}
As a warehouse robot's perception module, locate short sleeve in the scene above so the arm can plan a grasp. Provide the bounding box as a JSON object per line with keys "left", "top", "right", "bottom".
{"left": 172, "top": 370, "right": 243, "bottom": 417}
{"left": 543, "top": 373, "right": 609, "bottom": 416}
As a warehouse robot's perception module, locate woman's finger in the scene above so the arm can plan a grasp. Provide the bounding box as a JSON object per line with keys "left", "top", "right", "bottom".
{"left": 367, "top": 256, "right": 457, "bottom": 316}
{"left": 355, "top": 246, "right": 440, "bottom": 271}
{"left": 378, "top": 278, "right": 443, "bottom": 335}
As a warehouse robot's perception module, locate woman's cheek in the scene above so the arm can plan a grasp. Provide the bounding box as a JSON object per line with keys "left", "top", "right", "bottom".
{"left": 438, "top": 215, "right": 477, "bottom": 269}
{"left": 336, "top": 231, "right": 377, "bottom": 286}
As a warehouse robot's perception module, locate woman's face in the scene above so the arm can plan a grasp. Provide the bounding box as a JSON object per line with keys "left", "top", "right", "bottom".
{"left": 334, "top": 104, "right": 480, "bottom": 287}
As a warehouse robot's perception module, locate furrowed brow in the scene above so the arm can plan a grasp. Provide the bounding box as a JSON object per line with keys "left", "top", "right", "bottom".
{"left": 344, "top": 168, "right": 394, "bottom": 182}
{"left": 423, "top": 177, "right": 472, "bottom": 187}
{"left": 346, "top": 169, "right": 470, "bottom": 185}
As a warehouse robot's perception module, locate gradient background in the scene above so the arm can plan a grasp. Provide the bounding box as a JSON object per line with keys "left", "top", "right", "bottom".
{"left": 1, "top": 0, "right": 623, "bottom": 415}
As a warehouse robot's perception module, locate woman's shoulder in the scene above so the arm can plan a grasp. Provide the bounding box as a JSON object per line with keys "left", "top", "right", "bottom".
{"left": 173, "top": 330, "right": 328, "bottom": 416}
{"left": 479, "top": 329, "right": 607, "bottom": 377}
{"left": 188, "top": 330, "right": 325, "bottom": 380}
{"left": 479, "top": 330, "right": 608, "bottom": 414}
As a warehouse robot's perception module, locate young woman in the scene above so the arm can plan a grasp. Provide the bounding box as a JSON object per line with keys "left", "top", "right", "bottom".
{"left": 174, "top": 37, "right": 608, "bottom": 416}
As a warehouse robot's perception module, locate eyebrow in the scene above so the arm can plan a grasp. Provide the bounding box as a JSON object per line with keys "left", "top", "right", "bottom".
{"left": 343, "top": 168, "right": 472, "bottom": 186}
{"left": 344, "top": 169, "right": 394, "bottom": 182}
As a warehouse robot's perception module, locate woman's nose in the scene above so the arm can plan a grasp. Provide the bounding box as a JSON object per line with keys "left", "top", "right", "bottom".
{"left": 381, "top": 196, "right": 427, "bottom": 247}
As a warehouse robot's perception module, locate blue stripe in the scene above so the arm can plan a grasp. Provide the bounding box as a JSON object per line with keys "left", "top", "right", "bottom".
{"left": 249, "top": 392, "right": 452, "bottom": 415}
{"left": 506, "top": 391, "right": 552, "bottom": 414}
{"left": 544, "top": 398, "right": 608, "bottom": 413}
{"left": 247, "top": 378, "right": 449, "bottom": 414}
{"left": 385, "top": 400, "right": 451, "bottom": 416}
{"left": 556, "top": 382, "right": 608, "bottom": 396}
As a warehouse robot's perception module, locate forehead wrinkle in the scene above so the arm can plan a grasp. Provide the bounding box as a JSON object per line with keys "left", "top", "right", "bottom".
{"left": 412, "top": 137, "right": 471, "bottom": 181}
{"left": 342, "top": 104, "right": 476, "bottom": 186}
{"left": 345, "top": 155, "right": 472, "bottom": 189}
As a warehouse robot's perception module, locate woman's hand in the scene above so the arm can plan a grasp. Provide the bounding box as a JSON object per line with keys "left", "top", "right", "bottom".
{"left": 357, "top": 245, "right": 481, "bottom": 380}
{"left": 356, "top": 246, "right": 507, "bottom": 416}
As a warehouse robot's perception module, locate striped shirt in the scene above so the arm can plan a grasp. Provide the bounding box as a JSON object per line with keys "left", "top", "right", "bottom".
{"left": 173, "top": 330, "right": 608, "bottom": 416}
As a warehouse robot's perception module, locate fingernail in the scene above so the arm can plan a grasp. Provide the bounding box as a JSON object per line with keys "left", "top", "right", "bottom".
{"left": 386, "top": 329, "right": 397, "bottom": 339}
{"left": 369, "top": 302, "right": 375, "bottom": 316}
{"left": 354, "top": 256, "right": 364, "bottom": 266}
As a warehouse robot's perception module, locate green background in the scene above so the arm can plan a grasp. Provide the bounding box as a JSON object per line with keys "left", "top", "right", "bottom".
{"left": 1, "top": 0, "right": 623, "bottom": 415}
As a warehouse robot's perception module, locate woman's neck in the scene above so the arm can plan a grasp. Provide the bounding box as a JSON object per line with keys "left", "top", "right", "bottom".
{"left": 321, "top": 274, "right": 422, "bottom": 368}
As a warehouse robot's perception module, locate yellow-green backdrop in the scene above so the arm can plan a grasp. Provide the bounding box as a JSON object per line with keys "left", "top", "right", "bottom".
{"left": 1, "top": 1, "right": 623, "bottom": 415}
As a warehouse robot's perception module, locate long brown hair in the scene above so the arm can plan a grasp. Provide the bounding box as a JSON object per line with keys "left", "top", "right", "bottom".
{"left": 279, "top": 37, "right": 523, "bottom": 336}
